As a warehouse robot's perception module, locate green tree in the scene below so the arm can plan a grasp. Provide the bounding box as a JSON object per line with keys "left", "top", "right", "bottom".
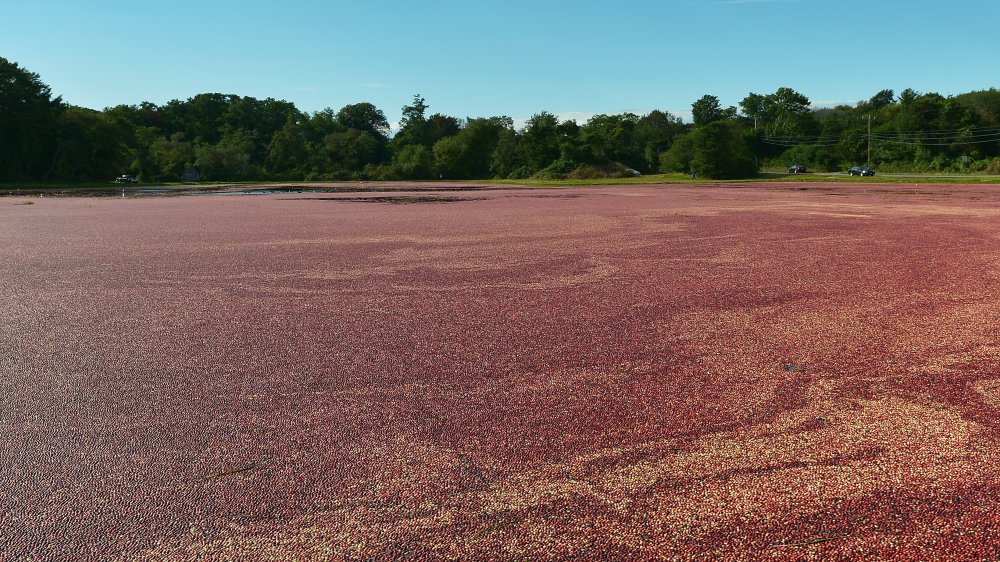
{"left": 663, "top": 122, "right": 755, "bottom": 179}
{"left": 0, "top": 57, "right": 63, "bottom": 180}
{"left": 867, "top": 89, "right": 895, "bottom": 111}
{"left": 196, "top": 127, "right": 255, "bottom": 180}
{"left": 391, "top": 94, "right": 431, "bottom": 149}
{"left": 160, "top": 93, "right": 235, "bottom": 145}
{"left": 52, "top": 106, "right": 131, "bottom": 180}
{"left": 129, "top": 126, "right": 163, "bottom": 181}
{"left": 581, "top": 113, "right": 643, "bottom": 170}
{"left": 741, "top": 88, "right": 814, "bottom": 137}
{"left": 691, "top": 95, "right": 736, "bottom": 127}
{"left": 635, "top": 110, "right": 686, "bottom": 172}
{"left": 432, "top": 116, "right": 512, "bottom": 178}
{"left": 521, "top": 111, "right": 562, "bottom": 171}
{"left": 490, "top": 128, "right": 528, "bottom": 178}
{"left": 224, "top": 96, "right": 300, "bottom": 165}
{"left": 739, "top": 93, "right": 768, "bottom": 130}
{"left": 427, "top": 113, "right": 461, "bottom": 144}
{"left": 461, "top": 116, "right": 513, "bottom": 177}
{"left": 691, "top": 121, "right": 756, "bottom": 179}
{"left": 336, "top": 102, "right": 390, "bottom": 141}
{"left": 391, "top": 144, "right": 434, "bottom": 179}
{"left": 432, "top": 135, "right": 466, "bottom": 178}
{"left": 323, "top": 129, "right": 381, "bottom": 176}
{"left": 306, "top": 109, "right": 344, "bottom": 141}
{"left": 266, "top": 117, "right": 309, "bottom": 178}
{"left": 761, "top": 87, "right": 814, "bottom": 138}
{"left": 150, "top": 133, "right": 196, "bottom": 180}
{"left": 660, "top": 133, "right": 695, "bottom": 174}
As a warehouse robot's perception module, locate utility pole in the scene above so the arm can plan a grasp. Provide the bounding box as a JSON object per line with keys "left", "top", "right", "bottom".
{"left": 867, "top": 114, "right": 872, "bottom": 166}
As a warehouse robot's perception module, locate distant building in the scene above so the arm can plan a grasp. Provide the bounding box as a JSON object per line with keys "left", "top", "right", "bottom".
{"left": 181, "top": 167, "right": 201, "bottom": 182}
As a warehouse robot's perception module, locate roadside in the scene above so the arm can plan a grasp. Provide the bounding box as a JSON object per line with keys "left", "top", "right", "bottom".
{"left": 5, "top": 171, "right": 1000, "bottom": 197}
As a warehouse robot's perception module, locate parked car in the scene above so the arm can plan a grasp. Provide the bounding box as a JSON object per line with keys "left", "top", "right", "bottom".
{"left": 114, "top": 175, "right": 137, "bottom": 184}
{"left": 788, "top": 164, "right": 806, "bottom": 174}
{"left": 847, "top": 166, "right": 875, "bottom": 177}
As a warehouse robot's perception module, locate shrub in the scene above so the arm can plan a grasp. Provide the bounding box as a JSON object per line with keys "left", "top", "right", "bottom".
{"left": 970, "top": 158, "right": 1000, "bottom": 175}
{"left": 777, "top": 145, "right": 840, "bottom": 172}
{"left": 930, "top": 154, "right": 956, "bottom": 172}
{"left": 533, "top": 158, "right": 577, "bottom": 179}
{"left": 505, "top": 165, "right": 533, "bottom": 180}
{"left": 569, "top": 162, "right": 640, "bottom": 179}
{"left": 660, "top": 134, "right": 695, "bottom": 174}
{"left": 689, "top": 122, "right": 757, "bottom": 179}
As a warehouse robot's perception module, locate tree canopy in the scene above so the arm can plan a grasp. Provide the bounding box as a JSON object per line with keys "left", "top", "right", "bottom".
{"left": 0, "top": 57, "right": 64, "bottom": 180}
{"left": 5, "top": 56, "right": 1000, "bottom": 183}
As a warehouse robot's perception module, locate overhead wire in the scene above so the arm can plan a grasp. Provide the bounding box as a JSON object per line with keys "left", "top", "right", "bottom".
{"left": 763, "top": 123, "right": 1000, "bottom": 147}
{"left": 875, "top": 135, "right": 1000, "bottom": 146}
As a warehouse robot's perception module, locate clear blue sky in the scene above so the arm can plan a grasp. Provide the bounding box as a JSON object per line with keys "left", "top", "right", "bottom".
{"left": 3, "top": 0, "right": 998, "bottom": 127}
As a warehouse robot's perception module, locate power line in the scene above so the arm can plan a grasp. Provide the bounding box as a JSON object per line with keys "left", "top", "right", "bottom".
{"left": 871, "top": 131, "right": 1000, "bottom": 140}
{"left": 872, "top": 128, "right": 1000, "bottom": 136}
{"left": 874, "top": 133, "right": 1000, "bottom": 142}
{"left": 763, "top": 136, "right": 1000, "bottom": 147}
{"left": 761, "top": 135, "right": 841, "bottom": 141}
{"left": 875, "top": 135, "right": 1000, "bottom": 146}
{"left": 761, "top": 139, "right": 841, "bottom": 146}
{"left": 763, "top": 123, "right": 1000, "bottom": 147}
{"left": 912, "top": 124, "right": 1000, "bottom": 134}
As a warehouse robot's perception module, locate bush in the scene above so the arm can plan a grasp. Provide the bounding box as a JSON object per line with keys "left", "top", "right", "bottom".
{"left": 533, "top": 158, "right": 577, "bottom": 179}
{"left": 569, "top": 162, "right": 640, "bottom": 179}
{"left": 660, "top": 134, "right": 695, "bottom": 174}
{"left": 970, "top": 158, "right": 1000, "bottom": 175}
{"left": 505, "top": 165, "right": 533, "bottom": 180}
{"left": 391, "top": 145, "right": 434, "bottom": 179}
{"left": 363, "top": 163, "right": 390, "bottom": 180}
{"left": 776, "top": 145, "right": 840, "bottom": 172}
{"left": 930, "top": 154, "right": 956, "bottom": 172}
{"left": 689, "top": 122, "right": 756, "bottom": 179}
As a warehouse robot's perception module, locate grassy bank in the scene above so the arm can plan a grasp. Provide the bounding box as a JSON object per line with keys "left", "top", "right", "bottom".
{"left": 5, "top": 172, "right": 1000, "bottom": 195}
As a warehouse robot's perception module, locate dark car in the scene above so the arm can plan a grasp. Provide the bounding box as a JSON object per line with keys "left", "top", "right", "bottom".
{"left": 114, "top": 174, "right": 137, "bottom": 184}
{"left": 788, "top": 164, "right": 806, "bottom": 174}
{"left": 847, "top": 166, "right": 875, "bottom": 177}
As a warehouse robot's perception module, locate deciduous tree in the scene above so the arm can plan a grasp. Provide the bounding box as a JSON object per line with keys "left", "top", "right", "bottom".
{"left": 692, "top": 95, "right": 736, "bottom": 127}
{"left": 0, "top": 57, "right": 63, "bottom": 180}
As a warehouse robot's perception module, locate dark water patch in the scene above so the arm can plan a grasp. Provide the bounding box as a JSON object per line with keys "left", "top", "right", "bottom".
{"left": 2, "top": 183, "right": 526, "bottom": 197}
{"left": 191, "top": 184, "right": 509, "bottom": 196}
{"left": 757, "top": 185, "right": 850, "bottom": 197}
{"left": 868, "top": 189, "right": 951, "bottom": 196}
{"left": 0, "top": 188, "right": 129, "bottom": 198}
{"left": 289, "top": 196, "right": 487, "bottom": 204}
{"left": 196, "top": 189, "right": 301, "bottom": 196}
{"left": 510, "top": 193, "right": 582, "bottom": 199}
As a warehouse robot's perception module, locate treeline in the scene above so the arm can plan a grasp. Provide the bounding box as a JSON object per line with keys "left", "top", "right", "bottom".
{"left": 3, "top": 56, "right": 1000, "bottom": 183}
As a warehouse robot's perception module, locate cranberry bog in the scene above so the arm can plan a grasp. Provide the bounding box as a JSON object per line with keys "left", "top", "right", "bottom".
{"left": 3, "top": 182, "right": 1000, "bottom": 561}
